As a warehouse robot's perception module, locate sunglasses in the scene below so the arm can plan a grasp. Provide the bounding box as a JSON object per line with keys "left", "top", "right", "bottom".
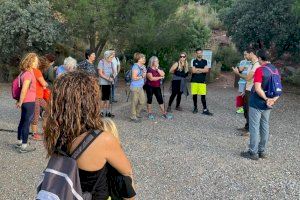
{"left": 180, "top": 55, "right": 186, "bottom": 58}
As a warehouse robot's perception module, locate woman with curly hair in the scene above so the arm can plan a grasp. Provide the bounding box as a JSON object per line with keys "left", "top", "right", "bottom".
{"left": 44, "top": 71, "right": 135, "bottom": 200}
{"left": 15, "top": 53, "right": 38, "bottom": 153}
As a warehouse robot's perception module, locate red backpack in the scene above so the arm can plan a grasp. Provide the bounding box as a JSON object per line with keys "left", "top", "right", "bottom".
{"left": 12, "top": 72, "right": 24, "bottom": 100}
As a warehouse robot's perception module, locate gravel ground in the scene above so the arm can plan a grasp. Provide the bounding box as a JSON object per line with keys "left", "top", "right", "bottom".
{"left": 0, "top": 73, "right": 299, "bottom": 200}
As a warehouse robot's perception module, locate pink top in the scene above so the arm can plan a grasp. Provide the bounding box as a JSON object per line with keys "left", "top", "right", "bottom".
{"left": 21, "top": 71, "right": 36, "bottom": 103}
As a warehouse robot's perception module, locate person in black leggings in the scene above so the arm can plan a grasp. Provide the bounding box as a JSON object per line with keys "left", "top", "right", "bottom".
{"left": 167, "top": 52, "right": 189, "bottom": 112}
{"left": 145, "top": 56, "right": 170, "bottom": 119}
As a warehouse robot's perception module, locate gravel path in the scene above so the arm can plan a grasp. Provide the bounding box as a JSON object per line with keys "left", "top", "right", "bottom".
{"left": 0, "top": 74, "right": 299, "bottom": 200}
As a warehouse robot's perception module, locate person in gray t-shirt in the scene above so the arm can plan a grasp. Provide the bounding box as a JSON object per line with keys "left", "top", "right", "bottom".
{"left": 98, "top": 50, "right": 115, "bottom": 117}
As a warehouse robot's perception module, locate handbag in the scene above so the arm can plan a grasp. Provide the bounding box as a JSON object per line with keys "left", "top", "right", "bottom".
{"left": 236, "top": 95, "right": 244, "bottom": 108}
{"left": 107, "top": 164, "right": 136, "bottom": 200}
{"left": 43, "top": 88, "right": 51, "bottom": 102}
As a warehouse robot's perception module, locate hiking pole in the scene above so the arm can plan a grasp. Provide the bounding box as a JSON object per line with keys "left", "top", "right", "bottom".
{"left": 0, "top": 129, "right": 17, "bottom": 133}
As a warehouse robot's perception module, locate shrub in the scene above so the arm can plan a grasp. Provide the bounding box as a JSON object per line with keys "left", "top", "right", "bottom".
{"left": 213, "top": 45, "right": 241, "bottom": 71}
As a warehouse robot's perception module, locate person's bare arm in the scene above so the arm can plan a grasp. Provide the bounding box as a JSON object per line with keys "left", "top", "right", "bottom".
{"left": 17, "top": 80, "right": 30, "bottom": 108}
{"left": 132, "top": 69, "right": 144, "bottom": 81}
{"left": 254, "top": 82, "right": 279, "bottom": 106}
{"left": 232, "top": 67, "right": 254, "bottom": 81}
{"left": 37, "top": 76, "right": 48, "bottom": 88}
{"left": 192, "top": 66, "right": 209, "bottom": 74}
{"left": 147, "top": 72, "right": 163, "bottom": 81}
{"left": 169, "top": 63, "right": 178, "bottom": 74}
{"left": 98, "top": 68, "right": 113, "bottom": 82}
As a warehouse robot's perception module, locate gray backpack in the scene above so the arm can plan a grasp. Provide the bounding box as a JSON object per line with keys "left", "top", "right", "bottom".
{"left": 36, "top": 130, "right": 102, "bottom": 200}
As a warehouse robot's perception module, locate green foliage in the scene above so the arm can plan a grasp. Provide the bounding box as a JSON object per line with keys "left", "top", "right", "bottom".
{"left": 214, "top": 45, "right": 241, "bottom": 71}
{"left": 0, "top": 0, "right": 63, "bottom": 63}
{"left": 118, "top": 1, "right": 211, "bottom": 76}
{"left": 286, "top": 69, "right": 300, "bottom": 86}
{"left": 221, "top": 0, "right": 300, "bottom": 56}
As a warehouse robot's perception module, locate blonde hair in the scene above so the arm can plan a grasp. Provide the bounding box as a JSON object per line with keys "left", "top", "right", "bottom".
{"left": 102, "top": 118, "right": 120, "bottom": 142}
{"left": 133, "top": 52, "right": 145, "bottom": 63}
{"left": 178, "top": 52, "right": 189, "bottom": 73}
{"left": 19, "top": 53, "right": 38, "bottom": 71}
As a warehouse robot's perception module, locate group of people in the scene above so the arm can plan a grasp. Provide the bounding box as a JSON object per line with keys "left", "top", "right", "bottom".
{"left": 12, "top": 45, "right": 281, "bottom": 199}
{"left": 232, "top": 48, "right": 281, "bottom": 160}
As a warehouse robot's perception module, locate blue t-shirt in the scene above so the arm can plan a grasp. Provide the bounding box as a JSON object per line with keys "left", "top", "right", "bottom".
{"left": 238, "top": 60, "right": 251, "bottom": 84}
{"left": 130, "top": 64, "right": 145, "bottom": 89}
{"left": 56, "top": 65, "right": 67, "bottom": 77}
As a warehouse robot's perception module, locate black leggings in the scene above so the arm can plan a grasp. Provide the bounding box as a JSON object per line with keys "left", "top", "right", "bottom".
{"left": 145, "top": 85, "right": 164, "bottom": 104}
{"left": 193, "top": 95, "right": 207, "bottom": 110}
{"left": 168, "top": 80, "right": 182, "bottom": 107}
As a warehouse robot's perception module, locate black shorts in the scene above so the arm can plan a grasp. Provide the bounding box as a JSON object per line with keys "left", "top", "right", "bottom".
{"left": 145, "top": 85, "right": 164, "bottom": 105}
{"left": 101, "top": 85, "right": 111, "bottom": 101}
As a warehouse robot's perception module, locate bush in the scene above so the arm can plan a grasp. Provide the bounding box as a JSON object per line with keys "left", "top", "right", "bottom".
{"left": 214, "top": 45, "right": 241, "bottom": 71}
{"left": 286, "top": 69, "right": 300, "bottom": 86}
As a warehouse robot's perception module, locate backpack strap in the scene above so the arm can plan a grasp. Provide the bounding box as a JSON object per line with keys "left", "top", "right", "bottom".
{"left": 264, "top": 64, "right": 278, "bottom": 75}
{"left": 71, "top": 130, "right": 102, "bottom": 160}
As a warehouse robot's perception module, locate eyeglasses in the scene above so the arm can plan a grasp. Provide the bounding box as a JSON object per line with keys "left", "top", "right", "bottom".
{"left": 180, "top": 55, "right": 186, "bottom": 58}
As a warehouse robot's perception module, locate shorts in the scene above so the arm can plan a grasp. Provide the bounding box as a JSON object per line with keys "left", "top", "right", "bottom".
{"left": 238, "top": 82, "right": 246, "bottom": 93}
{"left": 191, "top": 83, "right": 206, "bottom": 95}
{"left": 101, "top": 85, "right": 111, "bottom": 101}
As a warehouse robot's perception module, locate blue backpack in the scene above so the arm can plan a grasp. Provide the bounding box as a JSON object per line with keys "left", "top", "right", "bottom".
{"left": 124, "top": 69, "right": 132, "bottom": 84}
{"left": 264, "top": 64, "right": 282, "bottom": 98}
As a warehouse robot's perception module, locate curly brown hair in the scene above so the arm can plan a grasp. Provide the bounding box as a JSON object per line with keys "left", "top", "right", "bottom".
{"left": 38, "top": 56, "right": 51, "bottom": 71}
{"left": 44, "top": 71, "right": 103, "bottom": 156}
{"left": 19, "top": 53, "right": 38, "bottom": 71}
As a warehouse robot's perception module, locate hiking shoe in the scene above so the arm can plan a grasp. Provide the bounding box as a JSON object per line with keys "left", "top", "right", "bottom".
{"left": 148, "top": 114, "right": 155, "bottom": 120}
{"left": 112, "top": 100, "right": 118, "bottom": 103}
{"left": 106, "top": 112, "right": 115, "bottom": 118}
{"left": 137, "top": 115, "right": 142, "bottom": 119}
{"left": 19, "top": 145, "right": 36, "bottom": 153}
{"left": 166, "top": 106, "right": 172, "bottom": 113}
{"left": 236, "top": 107, "right": 244, "bottom": 114}
{"left": 240, "top": 150, "right": 259, "bottom": 160}
{"left": 192, "top": 107, "right": 198, "bottom": 114}
{"left": 258, "top": 152, "right": 267, "bottom": 159}
{"left": 202, "top": 110, "right": 213, "bottom": 116}
{"left": 14, "top": 143, "right": 22, "bottom": 149}
{"left": 237, "top": 127, "right": 248, "bottom": 132}
{"left": 130, "top": 118, "right": 141, "bottom": 123}
{"left": 32, "top": 133, "right": 43, "bottom": 141}
{"left": 175, "top": 106, "right": 183, "bottom": 111}
{"left": 162, "top": 113, "right": 173, "bottom": 119}
{"left": 240, "top": 132, "right": 250, "bottom": 137}
{"left": 100, "top": 112, "right": 104, "bottom": 117}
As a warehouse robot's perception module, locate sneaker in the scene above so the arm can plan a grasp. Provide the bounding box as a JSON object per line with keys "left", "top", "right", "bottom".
{"left": 137, "top": 115, "right": 142, "bottom": 119}
{"left": 19, "top": 145, "right": 36, "bottom": 153}
{"left": 240, "top": 132, "right": 249, "bottom": 137}
{"left": 258, "top": 152, "right": 267, "bottom": 159}
{"left": 32, "top": 133, "right": 43, "bottom": 141}
{"left": 106, "top": 113, "right": 115, "bottom": 118}
{"left": 202, "top": 110, "right": 213, "bottom": 116}
{"left": 130, "top": 118, "right": 141, "bottom": 123}
{"left": 236, "top": 108, "right": 244, "bottom": 114}
{"left": 166, "top": 106, "right": 172, "bottom": 113}
{"left": 148, "top": 114, "right": 155, "bottom": 120}
{"left": 240, "top": 150, "right": 259, "bottom": 160}
{"left": 192, "top": 107, "right": 198, "bottom": 114}
{"left": 14, "top": 143, "right": 22, "bottom": 149}
{"left": 100, "top": 112, "right": 104, "bottom": 117}
{"left": 237, "top": 127, "right": 248, "bottom": 132}
{"left": 162, "top": 113, "right": 173, "bottom": 119}
{"left": 175, "top": 106, "right": 183, "bottom": 111}
{"left": 112, "top": 100, "right": 118, "bottom": 103}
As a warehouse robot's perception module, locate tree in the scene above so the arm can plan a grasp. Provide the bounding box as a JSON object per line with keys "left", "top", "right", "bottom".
{"left": 0, "top": 0, "right": 63, "bottom": 63}
{"left": 51, "top": 0, "right": 120, "bottom": 58}
{"left": 221, "top": 0, "right": 300, "bottom": 57}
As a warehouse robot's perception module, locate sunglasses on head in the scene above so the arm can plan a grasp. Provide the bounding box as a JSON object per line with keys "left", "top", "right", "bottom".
{"left": 180, "top": 55, "right": 186, "bottom": 58}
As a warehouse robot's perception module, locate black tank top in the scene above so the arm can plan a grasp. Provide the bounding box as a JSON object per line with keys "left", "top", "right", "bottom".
{"left": 79, "top": 164, "right": 109, "bottom": 200}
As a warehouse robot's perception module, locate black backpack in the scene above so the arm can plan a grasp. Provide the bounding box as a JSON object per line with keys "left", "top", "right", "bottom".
{"left": 36, "top": 130, "right": 102, "bottom": 200}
